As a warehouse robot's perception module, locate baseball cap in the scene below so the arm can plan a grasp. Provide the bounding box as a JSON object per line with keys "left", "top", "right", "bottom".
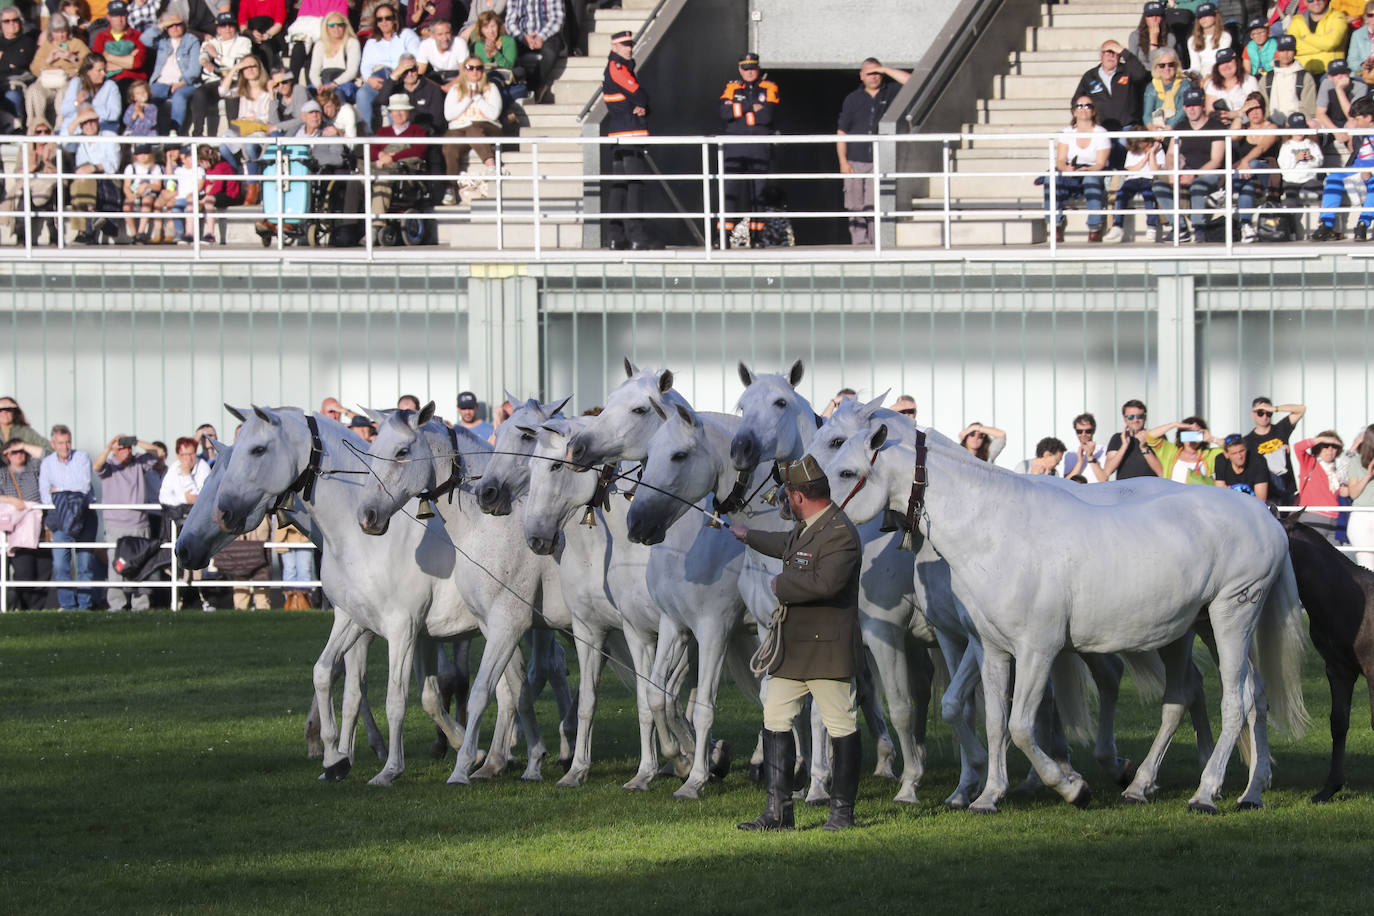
{"left": 301, "top": 100, "right": 322, "bottom": 115}
{"left": 1276, "top": 34, "right": 1297, "bottom": 51}
{"left": 133, "top": 143, "right": 153, "bottom": 154}
{"left": 215, "top": 12, "right": 236, "bottom": 26}
{"left": 349, "top": 415, "right": 374, "bottom": 430}
{"left": 1329, "top": 58, "right": 1351, "bottom": 76}
{"left": 1196, "top": 2, "right": 1218, "bottom": 16}
{"left": 1288, "top": 112, "right": 1309, "bottom": 129}
{"left": 457, "top": 391, "right": 478, "bottom": 409}
{"left": 1247, "top": 16, "right": 1267, "bottom": 30}
{"left": 738, "top": 51, "right": 760, "bottom": 68}
{"left": 1181, "top": 87, "right": 1205, "bottom": 106}
{"left": 1143, "top": 1, "right": 1164, "bottom": 14}
{"left": 1215, "top": 47, "right": 1236, "bottom": 64}
{"left": 107, "top": 0, "right": 128, "bottom": 14}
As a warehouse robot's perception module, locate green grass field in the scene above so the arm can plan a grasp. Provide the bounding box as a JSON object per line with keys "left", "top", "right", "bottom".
{"left": 2, "top": 610, "right": 1372, "bottom": 915}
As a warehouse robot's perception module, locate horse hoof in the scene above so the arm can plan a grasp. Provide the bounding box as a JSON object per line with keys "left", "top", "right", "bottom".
{"left": 368, "top": 771, "right": 397, "bottom": 787}
{"left": 1069, "top": 784, "right": 1092, "bottom": 809}
{"left": 1115, "top": 759, "right": 1138, "bottom": 789}
{"left": 429, "top": 739, "right": 449, "bottom": 761}
{"left": 1310, "top": 784, "right": 1340, "bottom": 804}
{"left": 1236, "top": 799, "right": 1264, "bottom": 811}
{"left": 622, "top": 774, "right": 653, "bottom": 792}
{"left": 968, "top": 803, "right": 999, "bottom": 815}
{"left": 446, "top": 774, "right": 471, "bottom": 786}
{"left": 747, "top": 763, "right": 762, "bottom": 783}
{"left": 519, "top": 771, "right": 543, "bottom": 784}
{"left": 672, "top": 783, "right": 702, "bottom": 801}
{"left": 558, "top": 755, "right": 573, "bottom": 774}
{"left": 1187, "top": 800, "right": 1219, "bottom": 816}
{"left": 944, "top": 794, "right": 970, "bottom": 810}
{"left": 893, "top": 785, "right": 919, "bottom": 805}
{"left": 1119, "top": 792, "right": 1148, "bottom": 806}
{"left": 320, "top": 759, "right": 351, "bottom": 782}
{"left": 708, "top": 739, "right": 732, "bottom": 782}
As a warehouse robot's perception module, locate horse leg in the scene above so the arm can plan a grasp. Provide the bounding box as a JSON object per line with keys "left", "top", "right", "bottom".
{"left": 335, "top": 631, "right": 374, "bottom": 769}
{"left": 1309, "top": 663, "right": 1354, "bottom": 802}
{"left": 623, "top": 624, "right": 663, "bottom": 791}
{"left": 1122, "top": 633, "right": 1194, "bottom": 803}
{"left": 860, "top": 626, "right": 922, "bottom": 804}
{"left": 858, "top": 644, "right": 900, "bottom": 782}
{"left": 1188, "top": 623, "right": 1251, "bottom": 814}
{"left": 940, "top": 634, "right": 987, "bottom": 809}
{"left": 449, "top": 618, "right": 528, "bottom": 785}
{"left": 314, "top": 613, "right": 366, "bottom": 781}
{"left": 970, "top": 645, "right": 1013, "bottom": 814}
{"left": 428, "top": 639, "right": 459, "bottom": 759}
{"left": 1082, "top": 653, "right": 1135, "bottom": 787}
{"left": 673, "top": 622, "right": 731, "bottom": 800}
{"left": 305, "top": 692, "right": 323, "bottom": 758}
{"left": 559, "top": 621, "right": 608, "bottom": 788}
{"left": 417, "top": 637, "right": 466, "bottom": 757}
{"left": 529, "top": 629, "right": 577, "bottom": 771}
{"left": 367, "top": 624, "right": 421, "bottom": 786}
{"left": 513, "top": 643, "right": 554, "bottom": 782}
{"left": 1008, "top": 650, "right": 1091, "bottom": 807}
{"left": 648, "top": 623, "right": 693, "bottom": 778}
{"left": 1235, "top": 660, "right": 1274, "bottom": 809}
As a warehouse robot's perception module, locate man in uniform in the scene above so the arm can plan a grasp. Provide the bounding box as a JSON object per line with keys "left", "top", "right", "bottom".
{"left": 717, "top": 51, "right": 780, "bottom": 244}
{"left": 602, "top": 30, "right": 660, "bottom": 250}
{"left": 729, "top": 454, "right": 863, "bottom": 831}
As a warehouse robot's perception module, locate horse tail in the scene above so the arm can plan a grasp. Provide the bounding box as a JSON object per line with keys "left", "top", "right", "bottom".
{"left": 1256, "top": 557, "right": 1311, "bottom": 739}
{"left": 1119, "top": 650, "right": 1166, "bottom": 704}
{"left": 1050, "top": 652, "right": 1097, "bottom": 746}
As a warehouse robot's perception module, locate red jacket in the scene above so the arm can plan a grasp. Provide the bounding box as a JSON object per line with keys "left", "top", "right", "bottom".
{"left": 1294, "top": 437, "right": 1341, "bottom": 517}
{"left": 91, "top": 28, "right": 148, "bottom": 82}
{"left": 238, "top": 0, "right": 288, "bottom": 27}
{"left": 369, "top": 122, "right": 427, "bottom": 164}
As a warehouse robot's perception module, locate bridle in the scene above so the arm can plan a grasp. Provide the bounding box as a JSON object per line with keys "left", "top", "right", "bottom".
{"left": 580, "top": 463, "right": 619, "bottom": 525}
{"left": 417, "top": 424, "right": 464, "bottom": 505}
{"left": 271, "top": 414, "right": 323, "bottom": 523}
{"left": 836, "top": 428, "right": 929, "bottom": 552}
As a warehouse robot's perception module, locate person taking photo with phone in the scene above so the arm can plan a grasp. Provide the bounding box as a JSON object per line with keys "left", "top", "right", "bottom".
{"left": 1144, "top": 415, "right": 1223, "bottom": 484}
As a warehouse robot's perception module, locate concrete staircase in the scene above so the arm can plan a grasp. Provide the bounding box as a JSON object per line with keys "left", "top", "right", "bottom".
{"left": 897, "top": 1, "right": 1144, "bottom": 247}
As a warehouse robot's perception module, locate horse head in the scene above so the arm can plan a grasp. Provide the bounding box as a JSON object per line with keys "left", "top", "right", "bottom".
{"left": 477, "top": 393, "right": 571, "bottom": 516}
{"left": 821, "top": 423, "right": 896, "bottom": 528}
{"left": 523, "top": 417, "right": 597, "bottom": 556}
{"left": 626, "top": 401, "right": 725, "bottom": 546}
{"left": 566, "top": 357, "right": 684, "bottom": 469}
{"left": 212, "top": 404, "right": 309, "bottom": 534}
{"left": 356, "top": 403, "right": 442, "bottom": 536}
{"left": 730, "top": 358, "right": 813, "bottom": 472}
{"left": 174, "top": 438, "right": 236, "bottom": 569}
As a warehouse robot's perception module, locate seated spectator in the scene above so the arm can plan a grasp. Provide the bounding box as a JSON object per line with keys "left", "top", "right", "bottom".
{"left": 61, "top": 52, "right": 121, "bottom": 133}
{"left": 1040, "top": 95, "right": 1110, "bottom": 243}
{"left": 1261, "top": 33, "right": 1317, "bottom": 119}
{"left": 417, "top": 17, "right": 467, "bottom": 87}
{"left": 148, "top": 11, "right": 200, "bottom": 133}
{"left": 890, "top": 395, "right": 917, "bottom": 418}
{"left": 39, "top": 424, "right": 96, "bottom": 610}
{"left": 153, "top": 144, "right": 192, "bottom": 242}
{"left": 1294, "top": 430, "right": 1349, "bottom": 541}
{"left": 1072, "top": 39, "right": 1149, "bottom": 143}
{"left": 192, "top": 13, "right": 252, "bottom": 137}
{"left": 470, "top": 9, "right": 521, "bottom": 103}
{"left": 0, "top": 437, "right": 51, "bottom": 610}
{"left": 1018, "top": 437, "right": 1068, "bottom": 475}
{"left": 1213, "top": 433, "right": 1270, "bottom": 499}
{"left": 442, "top": 56, "right": 502, "bottom": 201}
{"left": 1, "top": 120, "right": 60, "bottom": 246}
{"left": 0, "top": 6, "right": 37, "bottom": 133}
{"left": 505, "top": 0, "right": 563, "bottom": 103}
{"left": 1144, "top": 46, "right": 1194, "bottom": 128}
{"left": 356, "top": 2, "right": 420, "bottom": 132}
{"left": 1144, "top": 416, "right": 1221, "bottom": 483}
{"left": 121, "top": 77, "right": 158, "bottom": 134}
{"left": 1290, "top": 0, "right": 1349, "bottom": 76}
{"left": 1312, "top": 94, "right": 1374, "bottom": 239}
{"left": 198, "top": 144, "right": 242, "bottom": 243}
{"left": 1245, "top": 16, "right": 1278, "bottom": 75}
{"left": 93, "top": 432, "right": 164, "bottom": 611}
{"left": 1315, "top": 57, "right": 1369, "bottom": 159}
{"left": 1344, "top": 424, "right": 1374, "bottom": 570}
{"left": 1063, "top": 412, "right": 1108, "bottom": 481}
{"left": 1204, "top": 48, "right": 1260, "bottom": 118}
{"left": 309, "top": 13, "right": 360, "bottom": 102}
{"left": 1152, "top": 87, "right": 1224, "bottom": 243}
{"left": 267, "top": 66, "right": 306, "bottom": 134}
{"left": 286, "top": 0, "right": 348, "bottom": 82}
{"left": 379, "top": 53, "right": 445, "bottom": 134}
{"left": 238, "top": 0, "right": 287, "bottom": 70}
{"left": 1105, "top": 126, "right": 1163, "bottom": 242}
{"left": 1187, "top": 3, "right": 1231, "bottom": 78}
{"left": 407, "top": 0, "right": 454, "bottom": 38}
{"left": 26, "top": 14, "right": 88, "bottom": 131}
{"left": 317, "top": 86, "right": 361, "bottom": 137}
{"left": 459, "top": 0, "right": 507, "bottom": 43}
{"left": 65, "top": 105, "right": 123, "bottom": 245}
{"left": 91, "top": 2, "right": 149, "bottom": 87}
{"left": 219, "top": 55, "right": 272, "bottom": 177}
{"left": 957, "top": 421, "right": 1006, "bottom": 464}
{"left": 369, "top": 93, "right": 426, "bottom": 219}
{"left": 121, "top": 142, "right": 162, "bottom": 242}
{"left": 1129, "top": 3, "right": 1178, "bottom": 64}
{"left": 1348, "top": 1, "right": 1374, "bottom": 73}
{"left": 1279, "top": 111, "right": 1325, "bottom": 206}
{"left": 1231, "top": 92, "right": 1281, "bottom": 242}
{"left": 0, "top": 398, "right": 50, "bottom": 452}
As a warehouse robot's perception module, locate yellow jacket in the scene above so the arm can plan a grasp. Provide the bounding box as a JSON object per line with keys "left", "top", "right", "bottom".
{"left": 1289, "top": 10, "right": 1352, "bottom": 75}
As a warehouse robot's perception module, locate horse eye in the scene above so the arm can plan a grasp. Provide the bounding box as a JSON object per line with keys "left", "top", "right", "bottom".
{"left": 396, "top": 448, "right": 409, "bottom": 459}
{"left": 773, "top": 399, "right": 787, "bottom": 409}
{"left": 521, "top": 432, "right": 534, "bottom": 442}
{"left": 250, "top": 445, "right": 267, "bottom": 456}
{"left": 550, "top": 462, "right": 562, "bottom": 472}
{"left": 670, "top": 451, "right": 687, "bottom": 462}
{"left": 839, "top": 469, "right": 857, "bottom": 479}
{"left": 830, "top": 438, "right": 844, "bottom": 449}
{"left": 632, "top": 405, "right": 649, "bottom": 415}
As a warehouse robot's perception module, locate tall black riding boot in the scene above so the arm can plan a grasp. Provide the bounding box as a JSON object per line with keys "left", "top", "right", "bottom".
{"left": 823, "top": 730, "right": 861, "bottom": 831}
{"left": 737, "top": 729, "right": 795, "bottom": 831}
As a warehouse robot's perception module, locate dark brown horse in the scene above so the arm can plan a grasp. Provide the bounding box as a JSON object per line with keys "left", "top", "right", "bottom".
{"left": 1283, "top": 517, "right": 1374, "bottom": 802}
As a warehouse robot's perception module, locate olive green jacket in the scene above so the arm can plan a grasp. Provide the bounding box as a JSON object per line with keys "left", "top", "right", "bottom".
{"left": 745, "top": 503, "right": 861, "bottom": 680}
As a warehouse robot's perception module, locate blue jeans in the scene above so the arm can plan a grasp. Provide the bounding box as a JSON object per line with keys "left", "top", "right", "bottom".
{"left": 1041, "top": 174, "right": 1106, "bottom": 229}
{"left": 150, "top": 81, "right": 197, "bottom": 131}
{"left": 280, "top": 546, "right": 314, "bottom": 593}
{"left": 1151, "top": 175, "right": 1218, "bottom": 230}
{"left": 1112, "top": 177, "right": 1158, "bottom": 228}
{"left": 51, "top": 512, "right": 98, "bottom": 609}
{"left": 1319, "top": 168, "right": 1374, "bottom": 227}
{"left": 353, "top": 68, "right": 389, "bottom": 132}
{"left": 2, "top": 85, "right": 24, "bottom": 125}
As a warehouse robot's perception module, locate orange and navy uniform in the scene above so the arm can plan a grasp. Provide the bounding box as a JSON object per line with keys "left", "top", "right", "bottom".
{"left": 719, "top": 77, "right": 779, "bottom": 136}
{"left": 603, "top": 50, "right": 649, "bottom": 138}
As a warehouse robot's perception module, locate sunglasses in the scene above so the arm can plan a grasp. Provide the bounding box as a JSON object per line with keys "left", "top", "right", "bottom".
{"left": 968, "top": 432, "right": 987, "bottom": 440}
{"left": 464, "top": 64, "right": 484, "bottom": 70}
{"left": 375, "top": 14, "right": 395, "bottom": 21}
{"left": 898, "top": 408, "right": 916, "bottom": 416}
{"left": 1253, "top": 409, "right": 1273, "bottom": 417}
{"left": 1075, "top": 103, "right": 1095, "bottom": 109}
{"left": 1125, "top": 413, "right": 1145, "bottom": 420}
{"left": 327, "top": 21, "right": 346, "bottom": 26}
{"left": 1223, "top": 434, "right": 1245, "bottom": 447}
{"left": 34, "top": 128, "right": 51, "bottom": 134}
{"left": 1075, "top": 427, "right": 1095, "bottom": 435}
{"left": 1157, "top": 62, "right": 1177, "bottom": 68}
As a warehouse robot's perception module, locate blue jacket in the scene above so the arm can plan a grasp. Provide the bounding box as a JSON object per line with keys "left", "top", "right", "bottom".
{"left": 150, "top": 34, "right": 203, "bottom": 85}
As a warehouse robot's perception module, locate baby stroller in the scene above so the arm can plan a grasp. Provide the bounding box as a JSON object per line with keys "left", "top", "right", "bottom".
{"left": 372, "top": 159, "right": 437, "bottom": 247}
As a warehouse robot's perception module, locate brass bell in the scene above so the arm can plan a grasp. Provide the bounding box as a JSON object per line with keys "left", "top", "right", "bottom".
{"left": 273, "top": 507, "right": 292, "bottom": 529}
{"left": 761, "top": 485, "right": 781, "bottom": 506}
{"left": 580, "top": 506, "right": 597, "bottom": 527}
{"left": 879, "top": 508, "right": 903, "bottom": 533}
{"left": 622, "top": 484, "right": 637, "bottom": 503}
{"left": 898, "top": 530, "right": 915, "bottom": 553}
{"left": 704, "top": 511, "right": 723, "bottom": 529}
{"left": 416, "top": 499, "right": 436, "bottom": 520}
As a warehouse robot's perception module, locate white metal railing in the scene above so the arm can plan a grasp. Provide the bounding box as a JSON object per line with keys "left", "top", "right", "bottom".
{"left": 0, "top": 502, "right": 318, "bottom": 612}
{"left": 1, "top": 127, "right": 1369, "bottom": 259}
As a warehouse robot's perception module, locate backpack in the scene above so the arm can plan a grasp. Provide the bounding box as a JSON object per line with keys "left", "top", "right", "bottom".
{"left": 1255, "top": 203, "right": 1297, "bottom": 242}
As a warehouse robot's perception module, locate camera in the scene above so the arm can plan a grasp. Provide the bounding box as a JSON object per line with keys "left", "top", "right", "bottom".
{"left": 118, "top": 435, "right": 138, "bottom": 448}
{"left": 1180, "top": 430, "right": 1204, "bottom": 443}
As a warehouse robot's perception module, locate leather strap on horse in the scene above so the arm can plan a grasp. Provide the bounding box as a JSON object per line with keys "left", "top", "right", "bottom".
{"left": 418, "top": 425, "right": 464, "bottom": 505}
{"left": 711, "top": 468, "right": 753, "bottom": 517}
{"left": 588, "top": 463, "right": 617, "bottom": 512}
{"left": 281, "top": 414, "right": 324, "bottom": 504}
{"left": 900, "top": 429, "right": 929, "bottom": 548}
{"left": 839, "top": 448, "right": 882, "bottom": 512}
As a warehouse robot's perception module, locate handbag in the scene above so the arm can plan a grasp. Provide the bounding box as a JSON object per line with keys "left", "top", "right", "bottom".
{"left": 39, "top": 69, "right": 68, "bottom": 90}
{"left": 1255, "top": 201, "right": 1295, "bottom": 242}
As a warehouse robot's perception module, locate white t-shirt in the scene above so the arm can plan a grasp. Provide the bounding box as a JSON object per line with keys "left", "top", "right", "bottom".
{"left": 173, "top": 165, "right": 203, "bottom": 204}
{"left": 417, "top": 36, "right": 468, "bottom": 76}
{"left": 1123, "top": 146, "right": 1163, "bottom": 179}
{"left": 1059, "top": 124, "right": 1111, "bottom": 168}
{"left": 1204, "top": 74, "right": 1259, "bottom": 114}
{"left": 1171, "top": 451, "right": 1210, "bottom": 484}
{"left": 124, "top": 161, "right": 162, "bottom": 196}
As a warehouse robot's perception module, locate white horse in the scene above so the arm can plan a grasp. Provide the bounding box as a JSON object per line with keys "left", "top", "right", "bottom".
{"left": 199, "top": 405, "right": 539, "bottom": 785}
{"left": 355, "top": 407, "right": 576, "bottom": 786}
{"left": 823, "top": 424, "right": 1310, "bottom": 813}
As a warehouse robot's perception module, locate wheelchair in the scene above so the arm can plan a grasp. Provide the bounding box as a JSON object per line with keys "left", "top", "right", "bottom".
{"left": 371, "top": 158, "right": 439, "bottom": 247}
{"left": 254, "top": 144, "right": 358, "bottom": 247}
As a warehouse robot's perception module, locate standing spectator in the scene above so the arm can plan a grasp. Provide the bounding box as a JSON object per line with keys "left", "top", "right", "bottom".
{"left": 158, "top": 436, "right": 210, "bottom": 509}
{"left": 1042, "top": 95, "right": 1111, "bottom": 243}
{"left": 1213, "top": 432, "right": 1270, "bottom": 498}
{"left": 1244, "top": 395, "right": 1306, "bottom": 501}
{"left": 717, "top": 51, "right": 780, "bottom": 244}
{"left": 319, "top": 397, "right": 354, "bottom": 423}
{"left": 504, "top": 0, "right": 563, "bottom": 104}
{"left": 1017, "top": 437, "right": 1068, "bottom": 475}
{"left": 309, "top": 13, "right": 360, "bottom": 102}
{"left": 93, "top": 433, "right": 164, "bottom": 611}
{"left": 1, "top": 438, "right": 51, "bottom": 610}
{"left": 1073, "top": 39, "right": 1150, "bottom": 146}
{"left": 1261, "top": 33, "right": 1318, "bottom": 118}
{"left": 25, "top": 14, "right": 87, "bottom": 131}
{"left": 1311, "top": 94, "right": 1374, "bottom": 238}
{"left": 1130, "top": 3, "right": 1180, "bottom": 63}
{"left": 1144, "top": 416, "right": 1222, "bottom": 483}
{"left": 277, "top": 522, "right": 315, "bottom": 609}
{"left": 957, "top": 421, "right": 1007, "bottom": 464}
{"left": 1190, "top": 3, "right": 1233, "bottom": 78}
{"left": 1062, "top": 413, "right": 1109, "bottom": 481}
{"left": 820, "top": 387, "right": 857, "bottom": 418}
{"left": 148, "top": 11, "right": 201, "bottom": 133}
{"left": 192, "top": 14, "right": 252, "bottom": 136}
{"left": 91, "top": 2, "right": 149, "bottom": 86}
{"left": 1104, "top": 399, "right": 1163, "bottom": 479}
{"left": 355, "top": 1, "right": 419, "bottom": 131}
{"left": 1344, "top": 424, "right": 1374, "bottom": 570}
{"left": 455, "top": 391, "right": 493, "bottom": 439}
{"left": 397, "top": 394, "right": 422, "bottom": 411}
{"left": 890, "top": 395, "right": 917, "bottom": 419}
{"left": 1290, "top": 0, "right": 1350, "bottom": 76}
{"left": 1152, "top": 87, "right": 1224, "bottom": 243}
{"left": 348, "top": 414, "right": 378, "bottom": 441}
{"left": 416, "top": 17, "right": 467, "bottom": 86}
{"left": 602, "top": 31, "right": 659, "bottom": 250}
{"left": 38, "top": 424, "right": 96, "bottom": 611}
{"left": 0, "top": 397, "right": 51, "bottom": 452}
{"left": 0, "top": 5, "right": 37, "bottom": 133}
{"left": 1144, "top": 47, "right": 1194, "bottom": 128}
{"left": 1294, "top": 430, "right": 1349, "bottom": 541}
{"left": 836, "top": 58, "right": 909, "bottom": 246}
{"left": 218, "top": 517, "right": 272, "bottom": 609}
{"left": 193, "top": 423, "right": 220, "bottom": 466}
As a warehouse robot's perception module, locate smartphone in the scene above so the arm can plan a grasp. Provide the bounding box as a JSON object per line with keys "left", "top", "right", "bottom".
{"left": 1180, "top": 430, "right": 1204, "bottom": 443}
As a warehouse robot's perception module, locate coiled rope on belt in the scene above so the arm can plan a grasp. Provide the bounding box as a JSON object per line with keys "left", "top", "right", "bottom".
{"left": 749, "top": 602, "right": 787, "bottom": 677}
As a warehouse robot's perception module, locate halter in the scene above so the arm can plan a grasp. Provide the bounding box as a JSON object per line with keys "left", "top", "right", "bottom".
{"left": 580, "top": 463, "right": 618, "bottom": 526}
{"left": 710, "top": 461, "right": 784, "bottom": 524}
{"left": 417, "top": 425, "right": 464, "bottom": 505}
{"left": 898, "top": 429, "right": 929, "bottom": 552}
{"left": 272, "top": 414, "right": 323, "bottom": 522}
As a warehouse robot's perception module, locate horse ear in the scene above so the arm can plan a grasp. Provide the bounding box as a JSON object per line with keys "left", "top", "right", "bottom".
{"left": 738, "top": 362, "right": 753, "bottom": 388}
{"left": 359, "top": 405, "right": 387, "bottom": 424}
{"left": 516, "top": 425, "right": 539, "bottom": 437}
{"left": 674, "top": 402, "right": 700, "bottom": 428}
{"left": 251, "top": 404, "right": 279, "bottom": 426}
{"left": 544, "top": 395, "right": 572, "bottom": 418}
{"left": 870, "top": 424, "right": 889, "bottom": 451}
{"left": 650, "top": 400, "right": 667, "bottom": 421}
{"left": 209, "top": 438, "right": 231, "bottom": 458}
{"left": 624, "top": 356, "right": 636, "bottom": 378}
{"left": 540, "top": 424, "right": 567, "bottom": 439}
{"left": 788, "top": 359, "right": 805, "bottom": 387}
{"left": 224, "top": 403, "right": 246, "bottom": 422}
{"left": 858, "top": 392, "right": 886, "bottom": 419}
{"left": 418, "top": 401, "right": 436, "bottom": 426}
{"left": 658, "top": 369, "right": 674, "bottom": 394}
{"left": 504, "top": 387, "right": 520, "bottom": 408}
